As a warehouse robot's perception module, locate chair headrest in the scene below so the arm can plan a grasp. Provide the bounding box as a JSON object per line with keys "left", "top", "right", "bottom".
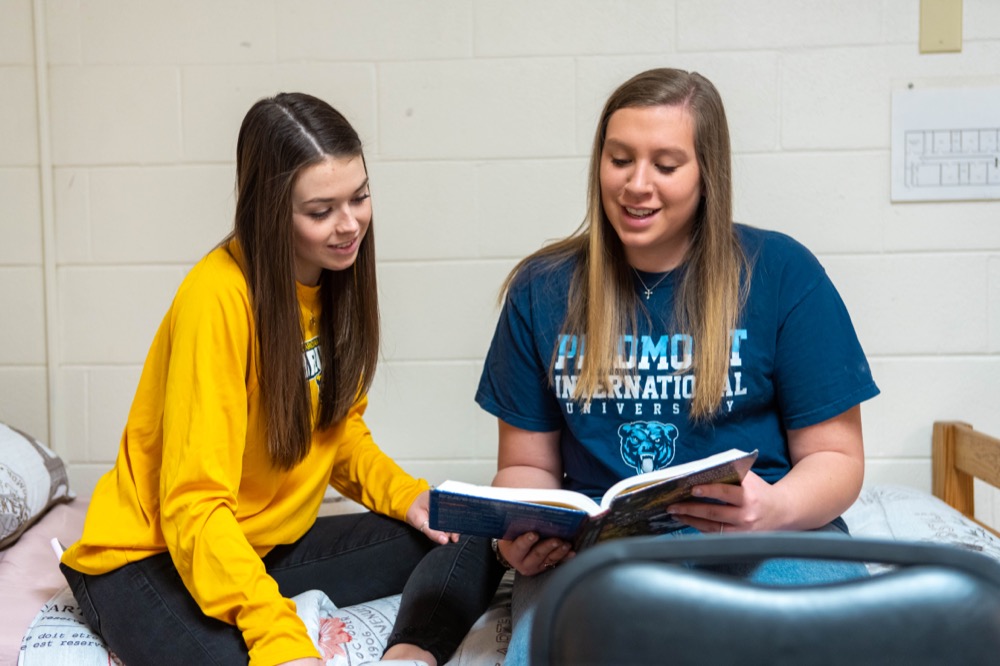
{"left": 530, "top": 534, "right": 1000, "bottom": 666}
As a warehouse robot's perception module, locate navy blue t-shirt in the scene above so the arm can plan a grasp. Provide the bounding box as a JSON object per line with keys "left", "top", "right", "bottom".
{"left": 476, "top": 224, "right": 880, "bottom": 499}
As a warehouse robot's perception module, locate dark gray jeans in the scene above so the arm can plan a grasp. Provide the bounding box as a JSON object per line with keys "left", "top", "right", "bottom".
{"left": 61, "top": 511, "right": 504, "bottom": 665}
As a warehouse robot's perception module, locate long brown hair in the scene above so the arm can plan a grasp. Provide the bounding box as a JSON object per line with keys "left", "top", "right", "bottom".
{"left": 230, "top": 92, "right": 379, "bottom": 468}
{"left": 503, "top": 68, "right": 748, "bottom": 420}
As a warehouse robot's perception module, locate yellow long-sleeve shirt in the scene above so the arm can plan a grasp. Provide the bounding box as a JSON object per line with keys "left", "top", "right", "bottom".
{"left": 61, "top": 242, "right": 428, "bottom": 665}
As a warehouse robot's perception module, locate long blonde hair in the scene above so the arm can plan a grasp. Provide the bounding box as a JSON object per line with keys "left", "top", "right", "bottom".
{"left": 503, "top": 68, "right": 748, "bottom": 421}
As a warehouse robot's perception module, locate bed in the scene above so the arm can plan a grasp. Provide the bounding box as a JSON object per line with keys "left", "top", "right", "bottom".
{"left": 4, "top": 420, "right": 1000, "bottom": 666}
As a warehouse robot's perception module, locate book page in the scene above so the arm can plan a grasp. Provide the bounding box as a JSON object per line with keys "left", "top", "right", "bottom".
{"left": 598, "top": 448, "right": 756, "bottom": 511}
{"left": 572, "top": 449, "right": 758, "bottom": 549}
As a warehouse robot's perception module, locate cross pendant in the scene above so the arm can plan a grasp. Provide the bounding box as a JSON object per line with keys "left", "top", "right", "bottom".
{"left": 644, "top": 288, "right": 653, "bottom": 300}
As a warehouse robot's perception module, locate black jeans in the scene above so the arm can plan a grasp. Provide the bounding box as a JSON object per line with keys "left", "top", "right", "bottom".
{"left": 61, "top": 511, "right": 505, "bottom": 665}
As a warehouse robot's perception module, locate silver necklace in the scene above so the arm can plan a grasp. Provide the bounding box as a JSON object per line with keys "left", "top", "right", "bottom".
{"left": 632, "top": 267, "right": 671, "bottom": 300}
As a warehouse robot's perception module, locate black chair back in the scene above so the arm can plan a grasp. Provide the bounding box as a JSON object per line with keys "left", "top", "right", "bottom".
{"left": 530, "top": 533, "right": 1000, "bottom": 666}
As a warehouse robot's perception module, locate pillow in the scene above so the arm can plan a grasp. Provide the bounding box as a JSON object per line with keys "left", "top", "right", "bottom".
{"left": 19, "top": 587, "right": 398, "bottom": 665}
{"left": 0, "top": 422, "right": 75, "bottom": 550}
{"left": 20, "top": 582, "right": 515, "bottom": 665}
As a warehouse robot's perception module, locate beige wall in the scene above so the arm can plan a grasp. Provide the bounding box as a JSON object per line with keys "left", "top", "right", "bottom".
{"left": 2, "top": 0, "right": 1000, "bottom": 522}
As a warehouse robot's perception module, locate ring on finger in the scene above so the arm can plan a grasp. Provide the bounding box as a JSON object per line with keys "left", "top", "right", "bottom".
{"left": 718, "top": 522, "right": 724, "bottom": 534}
{"left": 543, "top": 562, "right": 557, "bottom": 570}
{"left": 419, "top": 520, "right": 429, "bottom": 531}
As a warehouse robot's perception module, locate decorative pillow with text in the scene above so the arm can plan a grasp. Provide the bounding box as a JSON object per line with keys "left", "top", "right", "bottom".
{"left": 0, "top": 422, "right": 74, "bottom": 550}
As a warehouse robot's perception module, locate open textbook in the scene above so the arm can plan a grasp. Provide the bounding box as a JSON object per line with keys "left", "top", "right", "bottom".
{"left": 429, "top": 448, "right": 757, "bottom": 550}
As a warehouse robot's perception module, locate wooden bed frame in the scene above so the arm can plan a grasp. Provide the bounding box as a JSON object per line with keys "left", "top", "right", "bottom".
{"left": 932, "top": 420, "right": 1000, "bottom": 538}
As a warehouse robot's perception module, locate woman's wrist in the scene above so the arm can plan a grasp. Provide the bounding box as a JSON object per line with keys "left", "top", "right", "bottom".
{"left": 491, "top": 538, "right": 514, "bottom": 569}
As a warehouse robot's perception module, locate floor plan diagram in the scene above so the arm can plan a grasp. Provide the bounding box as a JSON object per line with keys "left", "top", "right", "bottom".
{"left": 892, "top": 85, "right": 1000, "bottom": 202}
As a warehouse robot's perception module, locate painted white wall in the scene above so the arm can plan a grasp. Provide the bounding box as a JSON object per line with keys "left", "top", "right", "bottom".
{"left": 2, "top": 0, "right": 999, "bottom": 523}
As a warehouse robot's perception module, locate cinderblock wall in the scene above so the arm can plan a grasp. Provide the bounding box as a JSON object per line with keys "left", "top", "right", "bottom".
{"left": 3, "top": 1, "right": 999, "bottom": 523}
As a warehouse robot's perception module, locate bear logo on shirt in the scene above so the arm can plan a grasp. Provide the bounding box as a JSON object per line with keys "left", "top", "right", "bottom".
{"left": 618, "top": 421, "right": 678, "bottom": 474}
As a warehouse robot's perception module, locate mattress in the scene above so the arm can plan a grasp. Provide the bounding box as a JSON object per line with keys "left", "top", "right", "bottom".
{"left": 7, "top": 485, "right": 1000, "bottom": 665}
{"left": 0, "top": 499, "right": 88, "bottom": 666}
